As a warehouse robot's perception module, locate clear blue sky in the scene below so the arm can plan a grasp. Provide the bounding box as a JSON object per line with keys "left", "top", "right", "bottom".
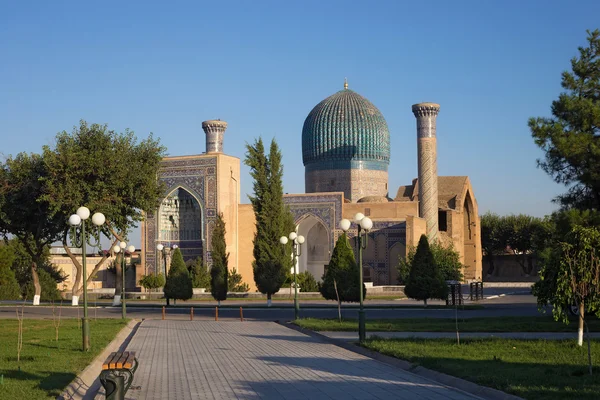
{"left": 1, "top": 0, "right": 599, "bottom": 246}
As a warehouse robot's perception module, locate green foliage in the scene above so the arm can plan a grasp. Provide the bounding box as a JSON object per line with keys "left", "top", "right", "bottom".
{"left": 320, "top": 233, "right": 365, "bottom": 303}
{"left": 228, "top": 268, "right": 249, "bottom": 292}
{"left": 245, "top": 138, "right": 295, "bottom": 298}
{"left": 533, "top": 225, "right": 600, "bottom": 324}
{"left": 25, "top": 268, "right": 61, "bottom": 301}
{"left": 404, "top": 235, "right": 448, "bottom": 303}
{"left": 163, "top": 248, "right": 193, "bottom": 301}
{"left": 0, "top": 153, "right": 67, "bottom": 295}
{"left": 189, "top": 258, "right": 210, "bottom": 289}
{"left": 529, "top": 29, "right": 600, "bottom": 210}
{"left": 297, "top": 271, "right": 319, "bottom": 292}
{"left": 0, "top": 262, "right": 21, "bottom": 300}
{"left": 139, "top": 273, "right": 165, "bottom": 290}
{"left": 398, "top": 241, "right": 463, "bottom": 284}
{"left": 211, "top": 214, "right": 228, "bottom": 301}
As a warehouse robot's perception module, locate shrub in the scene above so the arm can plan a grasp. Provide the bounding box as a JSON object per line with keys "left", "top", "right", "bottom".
{"left": 0, "top": 263, "right": 21, "bottom": 300}
{"left": 228, "top": 268, "right": 249, "bottom": 292}
{"left": 139, "top": 273, "right": 165, "bottom": 291}
{"left": 297, "top": 271, "right": 319, "bottom": 292}
{"left": 189, "top": 258, "right": 210, "bottom": 289}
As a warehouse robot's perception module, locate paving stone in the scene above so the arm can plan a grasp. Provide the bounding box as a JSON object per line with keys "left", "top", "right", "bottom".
{"left": 122, "top": 320, "right": 482, "bottom": 399}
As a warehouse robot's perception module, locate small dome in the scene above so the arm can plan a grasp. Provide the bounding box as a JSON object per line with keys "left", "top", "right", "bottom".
{"left": 302, "top": 86, "right": 390, "bottom": 168}
{"left": 357, "top": 196, "right": 389, "bottom": 203}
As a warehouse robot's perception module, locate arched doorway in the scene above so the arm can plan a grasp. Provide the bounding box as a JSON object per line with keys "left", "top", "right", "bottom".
{"left": 158, "top": 187, "right": 203, "bottom": 265}
{"left": 297, "top": 215, "right": 330, "bottom": 281}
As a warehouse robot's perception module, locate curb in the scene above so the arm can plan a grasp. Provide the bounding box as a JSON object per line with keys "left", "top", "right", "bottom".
{"left": 279, "top": 322, "right": 523, "bottom": 400}
{"left": 57, "top": 319, "right": 141, "bottom": 400}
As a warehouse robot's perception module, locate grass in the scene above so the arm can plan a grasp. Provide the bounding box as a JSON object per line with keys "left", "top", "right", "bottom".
{"left": 363, "top": 337, "right": 600, "bottom": 400}
{"left": 0, "top": 318, "right": 128, "bottom": 399}
{"left": 294, "top": 316, "right": 600, "bottom": 332}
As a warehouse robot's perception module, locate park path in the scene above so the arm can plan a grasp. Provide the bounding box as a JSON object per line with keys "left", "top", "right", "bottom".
{"left": 105, "top": 320, "right": 483, "bottom": 400}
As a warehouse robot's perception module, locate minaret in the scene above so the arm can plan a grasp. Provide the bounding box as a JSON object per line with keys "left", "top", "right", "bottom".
{"left": 202, "top": 120, "right": 228, "bottom": 153}
{"left": 412, "top": 103, "right": 440, "bottom": 241}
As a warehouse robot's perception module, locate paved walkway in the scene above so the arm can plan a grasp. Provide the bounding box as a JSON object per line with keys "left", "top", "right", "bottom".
{"left": 108, "top": 320, "right": 482, "bottom": 399}
{"left": 321, "top": 331, "right": 600, "bottom": 341}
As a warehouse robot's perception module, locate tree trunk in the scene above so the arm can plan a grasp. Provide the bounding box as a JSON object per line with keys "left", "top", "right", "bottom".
{"left": 115, "top": 254, "right": 123, "bottom": 297}
{"left": 424, "top": 298, "right": 428, "bottom": 307}
{"left": 31, "top": 262, "right": 41, "bottom": 305}
{"left": 578, "top": 301, "right": 585, "bottom": 346}
{"left": 267, "top": 293, "right": 272, "bottom": 307}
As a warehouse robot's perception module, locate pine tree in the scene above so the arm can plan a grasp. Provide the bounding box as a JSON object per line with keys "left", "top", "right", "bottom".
{"left": 320, "top": 233, "right": 365, "bottom": 305}
{"left": 163, "top": 247, "right": 193, "bottom": 305}
{"left": 245, "top": 138, "right": 295, "bottom": 305}
{"left": 210, "top": 213, "right": 228, "bottom": 304}
{"left": 529, "top": 29, "right": 600, "bottom": 210}
{"left": 404, "top": 235, "right": 448, "bottom": 306}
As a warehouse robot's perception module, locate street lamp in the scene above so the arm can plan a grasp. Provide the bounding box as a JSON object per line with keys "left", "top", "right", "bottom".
{"left": 339, "top": 212, "right": 373, "bottom": 342}
{"left": 68, "top": 206, "right": 106, "bottom": 352}
{"left": 280, "top": 232, "right": 305, "bottom": 320}
{"left": 113, "top": 242, "right": 135, "bottom": 319}
{"left": 156, "top": 243, "right": 165, "bottom": 276}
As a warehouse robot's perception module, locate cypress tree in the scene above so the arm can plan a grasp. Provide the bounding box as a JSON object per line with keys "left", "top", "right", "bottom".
{"left": 163, "top": 247, "right": 193, "bottom": 305}
{"left": 320, "top": 233, "right": 365, "bottom": 304}
{"left": 404, "top": 235, "right": 448, "bottom": 306}
{"left": 210, "top": 213, "right": 228, "bottom": 305}
{"left": 245, "top": 138, "right": 295, "bottom": 305}
{"left": 0, "top": 264, "right": 21, "bottom": 300}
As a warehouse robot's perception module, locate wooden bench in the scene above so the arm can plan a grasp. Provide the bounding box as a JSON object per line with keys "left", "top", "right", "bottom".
{"left": 99, "top": 351, "right": 138, "bottom": 400}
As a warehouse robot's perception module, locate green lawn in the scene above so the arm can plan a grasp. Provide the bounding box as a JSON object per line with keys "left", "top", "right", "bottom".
{"left": 294, "top": 316, "right": 600, "bottom": 332}
{"left": 0, "top": 319, "right": 128, "bottom": 399}
{"left": 363, "top": 338, "right": 600, "bottom": 400}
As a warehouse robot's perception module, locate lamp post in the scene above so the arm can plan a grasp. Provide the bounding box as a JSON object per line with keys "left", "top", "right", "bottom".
{"left": 280, "top": 232, "right": 305, "bottom": 320}
{"left": 339, "top": 213, "right": 373, "bottom": 342}
{"left": 113, "top": 242, "right": 135, "bottom": 319}
{"left": 156, "top": 244, "right": 165, "bottom": 276}
{"left": 68, "top": 206, "right": 106, "bottom": 352}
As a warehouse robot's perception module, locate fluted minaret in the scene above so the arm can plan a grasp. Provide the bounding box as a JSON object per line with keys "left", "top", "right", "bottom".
{"left": 412, "top": 103, "right": 440, "bottom": 241}
{"left": 202, "top": 120, "right": 228, "bottom": 153}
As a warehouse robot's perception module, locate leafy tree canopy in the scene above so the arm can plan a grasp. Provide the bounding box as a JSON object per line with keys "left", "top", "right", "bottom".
{"left": 398, "top": 241, "right": 463, "bottom": 284}
{"left": 529, "top": 29, "right": 600, "bottom": 210}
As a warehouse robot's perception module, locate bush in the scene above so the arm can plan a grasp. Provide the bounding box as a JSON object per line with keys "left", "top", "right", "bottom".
{"left": 404, "top": 235, "right": 448, "bottom": 305}
{"left": 228, "top": 268, "right": 249, "bottom": 292}
{"left": 26, "top": 268, "right": 61, "bottom": 301}
{"left": 0, "top": 264, "right": 21, "bottom": 300}
{"left": 163, "top": 248, "right": 193, "bottom": 302}
{"left": 189, "top": 258, "right": 211, "bottom": 289}
{"left": 139, "top": 273, "right": 165, "bottom": 291}
{"left": 398, "top": 240, "right": 464, "bottom": 284}
{"left": 297, "top": 271, "right": 319, "bottom": 292}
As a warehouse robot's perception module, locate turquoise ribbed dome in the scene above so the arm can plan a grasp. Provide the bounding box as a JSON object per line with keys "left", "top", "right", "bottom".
{"left": 302, "top": 88, "right": 390, "bottom": 170}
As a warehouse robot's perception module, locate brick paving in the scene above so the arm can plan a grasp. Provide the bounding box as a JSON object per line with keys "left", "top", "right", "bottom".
{"left": 118, "top": 320, "right": 482, "bottom": 399}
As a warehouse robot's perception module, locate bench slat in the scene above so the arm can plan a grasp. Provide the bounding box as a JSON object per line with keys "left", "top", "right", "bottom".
{"left": 116, "top": 352, "right": 129, "bottom": 369}
{"left": 102, "top": 352, "right": 117, "bottom": 370}
{"left": 124, "top": 352, "right": 136, "bottom": 369}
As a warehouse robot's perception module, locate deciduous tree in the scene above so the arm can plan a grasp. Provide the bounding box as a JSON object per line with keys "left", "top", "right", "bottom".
{"left": 41, "top": 120, "right": 166, "bottom": 299}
